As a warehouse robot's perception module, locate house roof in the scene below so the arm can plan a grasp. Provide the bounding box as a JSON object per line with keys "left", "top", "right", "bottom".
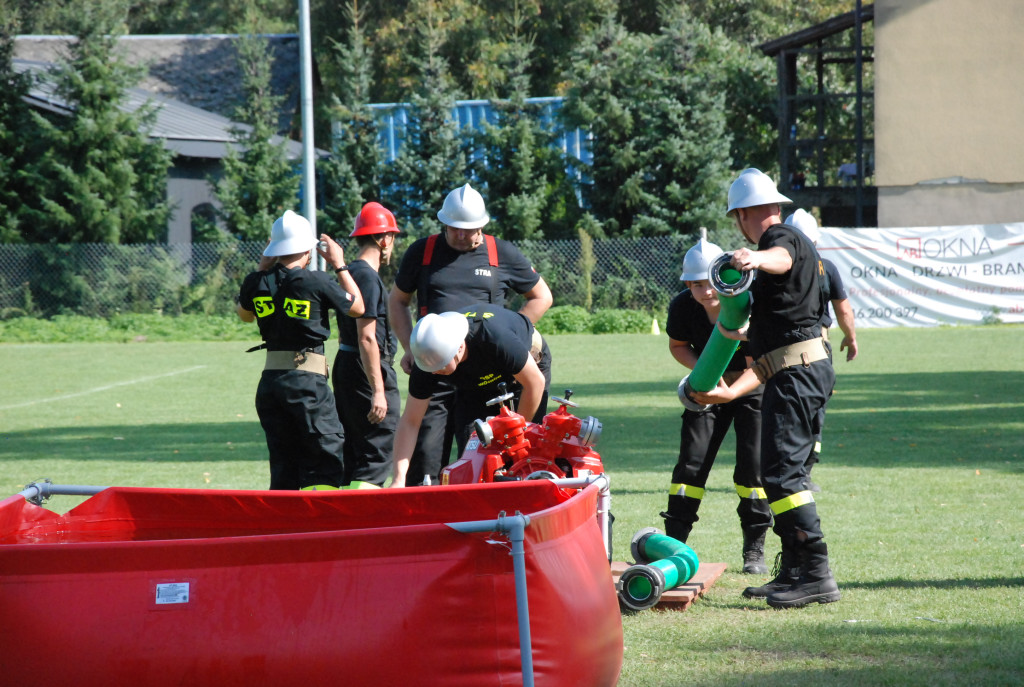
{"left": 758, "top": 4, "right": 874, "bottom": 56}
{"left": 13, "top": 34, "right": 317, "bottom": 160}
{"left": 15, "top": 58, "right": 305, "bottom": 160}
{"left": 14, "top": 34, "right": 302, "bottom": 130}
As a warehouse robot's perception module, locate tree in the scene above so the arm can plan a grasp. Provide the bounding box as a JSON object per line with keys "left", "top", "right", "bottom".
{"left": 0, "top": 3, "right": 37, "bottom": 242}
{"left": 472, "top": 0, "right": 578, "bottom": 240}
{"left": 215, "top": 25, "right": 300, "bottom": 240}
{"left": 318, "top": 0, "right": 382, "bottom": 238}
{"left": 19, "top": 0, "right": 172, "bottom": 243}
{"left": 561, "top": 8, "right": 736, "bottom": 239}
{"left": 380, "top": 0, "right": 468, "bottom": 239}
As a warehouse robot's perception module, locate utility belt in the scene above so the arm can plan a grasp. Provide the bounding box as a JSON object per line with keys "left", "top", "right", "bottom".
{"left": 264, "top": 350, "right": 328, "bottom": 376}
{"left": 752, "top": 337, "right": 829, "bottom": 383}
{"left": 339, "top": 343, "right": 395, "bottom": 367}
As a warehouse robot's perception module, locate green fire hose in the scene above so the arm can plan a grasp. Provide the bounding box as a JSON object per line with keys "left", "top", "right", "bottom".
{"left": 677, "top": 252, "right": 754, "bottom": 412}
{"left": 616, "top": 528, "right": 700, "bottom": 612}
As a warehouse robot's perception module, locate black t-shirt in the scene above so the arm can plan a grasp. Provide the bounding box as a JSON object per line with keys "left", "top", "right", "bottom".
{"left": 336, "top": 259, "right": 393, "bottom": 358}
{"left": 748, "top": 223, "right": 827, "bottom": 357}
{"left": 408, "top": 305, "right": 533, "bottom": 401}
{"left": 821, "top": 258, "right": 846, "bottom": 328}
{"left": 239, "top": 263, "right": 355, "bottom": 353}
{"left": 394, "top": 233, "right": 541, "bottom": 314}
{"left": 666, "top": 289, "right": 750, "bottom": 373}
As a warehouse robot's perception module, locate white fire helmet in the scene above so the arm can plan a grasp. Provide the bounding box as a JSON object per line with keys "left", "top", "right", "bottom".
{"left": 680, "top": 238, "right": 724, "bottom": 282}
{"left": 726, "top": 168, "right": 792, "bottom": 217}
{"left": 437, "top": 183, "right": 490, "bottom": 229}
{"left": 784, "top": 208, "right": 821, "bottom": 245}
{"left": 263, "top": 210, "right": 317, "bottom": 257}
{"left": 410, "top": 312, "right": 470, "bottom": 372}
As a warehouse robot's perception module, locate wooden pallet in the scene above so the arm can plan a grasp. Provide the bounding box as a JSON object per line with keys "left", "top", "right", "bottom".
{"left": 611, "top": 561, "right": 727, "bottom": 612}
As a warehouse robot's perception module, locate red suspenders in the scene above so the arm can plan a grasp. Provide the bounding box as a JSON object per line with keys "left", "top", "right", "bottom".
{"left": 418, "top": 234, "right": 499, "bottom": 316}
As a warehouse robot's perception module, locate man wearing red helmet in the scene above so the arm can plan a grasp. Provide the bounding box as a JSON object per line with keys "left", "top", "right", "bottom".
{"left": 332, "top": 202, "right": 402, "bottom": 488}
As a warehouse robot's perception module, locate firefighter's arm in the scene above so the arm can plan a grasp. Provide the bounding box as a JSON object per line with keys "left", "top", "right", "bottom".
{"left": 716, "top": 320, "right": 749, "bottom": 341}
{"left": 731, "top": 246, "right": 792, "bottom": 274}
{"left": 389, "top": 286, "right": 416, "bottom": 374}
{"left": 356, "top": 318, "right": 387, "bottom": 423}
{"left": 669, "top": 337, "right": 699, "bottom": 370}
{"left": 319, "top": 234, "right": 364, "bottom": 317}
{"left": 237, "top": 304, "right": 255, "bottom": 323}
{"left": 833, "top": 298, "right": 859, "bottom": 361}
{"left": 513, "top": 355, "right": 546, "bottom": 421}
{"left": 519, "top": 276, "right": 553, "bottom": 324}
{"left": 692, "top": 368, "right": 762, "bottom": 405}
{"left": 391, "top": 394, "right": 430, "bottom": 488}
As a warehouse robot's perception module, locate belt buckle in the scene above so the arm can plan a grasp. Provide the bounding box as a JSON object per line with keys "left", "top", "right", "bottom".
{"left": 294, "top": 351, "right": 308, "bottom": 367}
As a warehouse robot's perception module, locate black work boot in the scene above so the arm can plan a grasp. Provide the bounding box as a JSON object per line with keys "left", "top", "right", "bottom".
{"left": 766, "top": 540, "right": 841, "bottom": 608}
{"left": 742, "top": 543, "right": 799, "bottom": 599}
{"left": 741, "top": 528, "right": 769, "bottom": 574}
{"left": 659, "top": 511, "right": 693, "bottom": 543}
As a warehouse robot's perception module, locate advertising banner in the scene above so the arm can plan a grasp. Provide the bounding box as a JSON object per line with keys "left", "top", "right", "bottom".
{"left": 818, "top": 223, "right": 1024, "bottom": 327}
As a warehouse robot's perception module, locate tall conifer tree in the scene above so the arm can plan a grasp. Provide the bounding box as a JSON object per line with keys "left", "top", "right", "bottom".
{"left": 381, "top": 0, "right": 467, "bottom": 239}
{"left": 472, "top": 0, "right": 578, "bottom": 240}
{"left": 319, "top": 0, "right": 382, "bottom": 237}
{"left": 19, "top": 0, "right": 171, "bottom": 243}
{"left": 215, "top": 20, "right": 299, "bottom": 241}
{"left": 0, "top": 4, "right": 36, "bottom": 242}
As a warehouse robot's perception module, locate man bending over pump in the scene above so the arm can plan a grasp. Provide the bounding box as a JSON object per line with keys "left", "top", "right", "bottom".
{"left": 391, "top": 304, "right": 546, "bottom": 488}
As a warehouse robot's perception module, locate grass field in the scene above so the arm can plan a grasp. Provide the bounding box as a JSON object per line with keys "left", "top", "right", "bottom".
{"left": 2, "top": 325, "right": 1023, "bottom": 685}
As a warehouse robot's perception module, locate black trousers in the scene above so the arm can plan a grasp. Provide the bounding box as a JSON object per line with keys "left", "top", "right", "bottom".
{"left": 667, "top": 389, "right": 772, "bottom": 535}
{"left": 760, "top": 360, "right": 835, "bottom": 543}
{"left": 332, "top": 350, "right": 400, "bottom": 487}
{"left": 255, "top": 369, "right": 346, "bottom": 490}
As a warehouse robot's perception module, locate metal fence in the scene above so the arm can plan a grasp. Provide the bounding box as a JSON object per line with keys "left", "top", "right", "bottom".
{"left": 0, "top": 236, "right": 692, "bottom": 320}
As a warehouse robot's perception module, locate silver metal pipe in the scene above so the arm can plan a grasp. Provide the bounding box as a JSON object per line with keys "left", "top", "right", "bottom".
{"left": 18, "top": 480, "right": 106, "bottom": 506}
{"left": 446, "top": 511, "right": 534, "bottom": 687}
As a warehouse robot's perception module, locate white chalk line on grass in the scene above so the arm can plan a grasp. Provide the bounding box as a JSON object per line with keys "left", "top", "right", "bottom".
{"left": 0, "top": 365, "right": 207, "bottom": 410}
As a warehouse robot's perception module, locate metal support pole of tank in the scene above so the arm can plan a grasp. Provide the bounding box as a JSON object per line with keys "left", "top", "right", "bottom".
{"left": 18, "top": 481, "right": 107, "bottom": 506}
{"left": 446, "top": 511, "right": 534, "bottom": 687}
{"left": 551, "top": 474, "right": 612, "bottom": 560}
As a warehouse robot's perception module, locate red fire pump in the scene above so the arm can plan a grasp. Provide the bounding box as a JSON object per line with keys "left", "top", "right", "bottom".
{"left": 441, "top": 387, "right": 604, "bottom": 485}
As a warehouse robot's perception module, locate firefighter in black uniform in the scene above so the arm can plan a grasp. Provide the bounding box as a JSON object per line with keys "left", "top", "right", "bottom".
{"left": 391, "top": 304, "right": 547, "bottom": 488}
{"left": 786, "top": 208, "right": 859, "bottom": 492}
{"left": 388, "top": 183, "right": 552, "bottom": 485}
{"left": 697, "top": 168, "right": 840, "bottom": 608}
{"left": 237, "top": 210, "right": 364, "bottom": 490}
{"left": 663, "top": 235, "right": 772, "bottom": 575}
{"left": 332, "top": 202, "right": 401, "bottom": 488}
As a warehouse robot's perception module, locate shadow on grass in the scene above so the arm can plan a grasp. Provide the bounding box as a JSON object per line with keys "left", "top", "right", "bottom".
{"left": 577, "top": 371, "right": 1024, "bottom": 474}
{"left": 0, "top": 423, "right": 267, "bottom": 463}
{"left": 840, "top": 576, "right": 1024, "bottom": 591}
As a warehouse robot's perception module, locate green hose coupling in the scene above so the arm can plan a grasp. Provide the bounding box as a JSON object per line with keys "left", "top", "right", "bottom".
{"left": 678, "top": 252, "right": 754, "bottom": 412}
{"left": 617, "top": 528, "right": 700, "bottom": 612}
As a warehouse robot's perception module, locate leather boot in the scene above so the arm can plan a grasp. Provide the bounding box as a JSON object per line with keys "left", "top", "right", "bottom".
{"left": 660, "top": 495, "right": 699, "bottom": 544}
{"left": 766, "top": 539, "right": 841, "bottom": 608}
{"left": 659, "top": 510, "right": 693, "bottom": 543}
{"left": 741, "top": 528, "right": 769, "bottom": 574}
{"left": 742, "top": 538, "right": 799, "bottom": 599}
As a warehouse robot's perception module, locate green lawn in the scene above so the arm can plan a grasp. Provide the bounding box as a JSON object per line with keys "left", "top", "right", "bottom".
{"left": 2, "top": 326, "right": 1023, "bottom": 685}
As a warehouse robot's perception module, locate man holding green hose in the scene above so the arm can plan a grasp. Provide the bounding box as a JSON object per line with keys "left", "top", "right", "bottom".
{"left": 700, "top": 168, "right": 840, "bottom": 609}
